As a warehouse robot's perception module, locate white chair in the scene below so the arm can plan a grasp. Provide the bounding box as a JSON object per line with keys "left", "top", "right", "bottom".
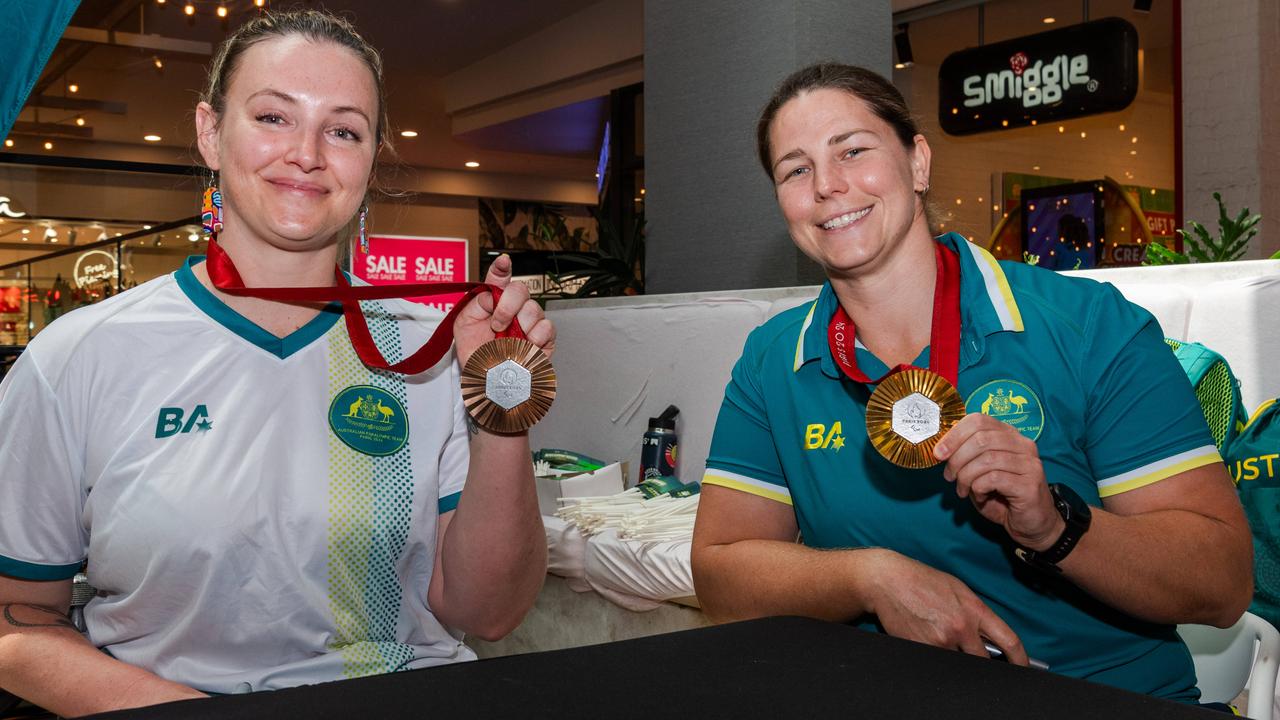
{"left": 1179, "top": 611, "right": 1280, "bottom": 719}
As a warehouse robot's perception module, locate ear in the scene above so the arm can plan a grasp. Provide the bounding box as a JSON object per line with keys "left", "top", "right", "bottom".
{"left": 909, "top": 133, "right": 932, "bottom": 192}
{"left": 195, "top": 102, "right": 222, "bottom": 172}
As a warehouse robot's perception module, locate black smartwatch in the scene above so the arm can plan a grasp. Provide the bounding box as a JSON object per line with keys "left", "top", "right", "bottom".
{"left": 1015, "top": 483, "right": 1092, "bottom": 573}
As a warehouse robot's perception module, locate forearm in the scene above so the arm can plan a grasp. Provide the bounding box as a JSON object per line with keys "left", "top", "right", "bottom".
{"left": 692, "top": 539, "right": 883, "bottom": 624}
{"left": 434, "top": 428, "right": 546, "bottom": 639}
{"left": 0, "top": 617, "right": 204, "bottom": 717}
{"left": 1058, "top": 507, "right": 1253, "bottom": 626}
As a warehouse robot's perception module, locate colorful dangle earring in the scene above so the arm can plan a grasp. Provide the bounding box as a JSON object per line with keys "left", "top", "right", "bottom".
{"left": 357, "top": 204, "right": 370, "bottom": 255}
{"left": 201, "top": 183, "right": 224, "bottom": 239}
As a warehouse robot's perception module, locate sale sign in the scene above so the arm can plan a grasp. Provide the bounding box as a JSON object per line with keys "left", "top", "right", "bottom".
{"left": 352, "top": 235, "right": 470, "bottom": 313}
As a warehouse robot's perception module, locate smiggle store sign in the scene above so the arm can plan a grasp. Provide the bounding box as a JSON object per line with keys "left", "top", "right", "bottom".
{"left": 938, "top": 18, "right": 1139, "bottom": 136}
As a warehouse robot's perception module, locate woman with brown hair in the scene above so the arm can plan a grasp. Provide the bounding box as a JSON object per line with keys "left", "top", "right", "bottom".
{"left": 692, "top": 62, "right": 1251, "bottom": 703}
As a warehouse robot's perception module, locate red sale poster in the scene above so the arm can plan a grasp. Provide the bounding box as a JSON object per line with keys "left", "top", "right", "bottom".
{"left": 352, "top": 235, "right": 470, "bottom": 313}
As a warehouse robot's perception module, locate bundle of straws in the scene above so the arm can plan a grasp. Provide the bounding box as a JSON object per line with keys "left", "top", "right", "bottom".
{"left": 556, "top": 489, "right": 700, "bottom": 542}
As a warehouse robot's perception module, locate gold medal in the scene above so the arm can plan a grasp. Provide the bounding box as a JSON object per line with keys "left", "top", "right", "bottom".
{"left": 460, "top": 337, "right": 556, "bottom": 434}
{"left": 865, "top": 368, "right": 965, "bottom": 469}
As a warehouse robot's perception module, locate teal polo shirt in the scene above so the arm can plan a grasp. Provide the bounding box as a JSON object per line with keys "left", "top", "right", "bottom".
{"left": 703, "top": 233, "right": 1221, "bottom": 702}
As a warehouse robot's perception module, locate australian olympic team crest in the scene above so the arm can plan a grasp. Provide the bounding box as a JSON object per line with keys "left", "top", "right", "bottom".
{"left": 328, "top": 385, "right": 409, "bottom": 456}
{"left": 965, "top": 379, "right": 1044, "bottom": 441}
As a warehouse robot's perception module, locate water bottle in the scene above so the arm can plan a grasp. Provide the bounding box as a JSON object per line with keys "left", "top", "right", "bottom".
{"left": 639, "top": 405, "right": 679, "bottom": 484}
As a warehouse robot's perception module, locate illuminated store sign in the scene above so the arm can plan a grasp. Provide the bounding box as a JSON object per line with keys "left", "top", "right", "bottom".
{"left": 938, "top": 18, "right": 1138, "bottom": 136}
{"left": 0, "top": 196, "right": 26, "bottom": 218}
{"left": 73, "top": 250, "right": 118, "bottom": 288}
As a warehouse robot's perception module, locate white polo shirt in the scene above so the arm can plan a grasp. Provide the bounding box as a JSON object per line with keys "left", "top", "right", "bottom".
{"left": 0, "top": 257, "right": 473, "bottom": 692}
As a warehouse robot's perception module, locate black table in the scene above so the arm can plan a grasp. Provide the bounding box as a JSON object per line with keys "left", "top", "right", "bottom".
{"left": 86, "top": 616, "right": 1225, "bottom": 719}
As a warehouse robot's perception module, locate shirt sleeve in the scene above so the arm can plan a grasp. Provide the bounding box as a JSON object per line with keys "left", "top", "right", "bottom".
{"left": 1081, "top": 284, "right": 1222, "bottom": 498}
{"left": 0, "top": 351, "right": 87, "bottom": 579}
{"left": 436, "top": 358, "right": 469, "bottom": 515}
{"left": 702, "top": 335, "right": 792, "bottom": 506}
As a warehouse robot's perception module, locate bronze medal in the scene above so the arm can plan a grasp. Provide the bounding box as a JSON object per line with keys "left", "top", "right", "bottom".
{"left": 865, "top": 368, "right": 965, "bottom": 469}
{"left": 460, "top": 337, "right": 556, "bottom": 434}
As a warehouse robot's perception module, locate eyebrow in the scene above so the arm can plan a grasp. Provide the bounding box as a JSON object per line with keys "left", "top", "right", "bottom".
{"left": 772, "top": 128, "right": 874, "bottom": 175}
{"left": 246, "top": 89, "right": 372, "bottom": 126}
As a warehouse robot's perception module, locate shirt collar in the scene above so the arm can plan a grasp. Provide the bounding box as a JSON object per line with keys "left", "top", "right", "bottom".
{"left": 793, "top": 233, "right": 1023, "bottom": 375}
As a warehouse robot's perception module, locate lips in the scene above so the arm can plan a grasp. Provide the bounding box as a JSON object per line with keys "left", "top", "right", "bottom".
{"left": 819, "top": 206, "right": 871, "bottom": 230}
{"left": 266, "top": 178, "right": 328, "bottom": 195}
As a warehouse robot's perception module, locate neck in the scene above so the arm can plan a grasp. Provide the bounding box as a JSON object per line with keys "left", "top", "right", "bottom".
{"left": 830, "top": 230, "right": 939, "bottom": 367}
{"left": 193, "top": 228, "right": 340, "bottom": 338}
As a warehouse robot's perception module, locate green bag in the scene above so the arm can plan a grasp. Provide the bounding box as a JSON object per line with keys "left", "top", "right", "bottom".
{"left": 1165, "top": 338, "right": 1247, "bottom": 453}
{"left": 1230, "top": 399, "right": 1280, "bottom": 629}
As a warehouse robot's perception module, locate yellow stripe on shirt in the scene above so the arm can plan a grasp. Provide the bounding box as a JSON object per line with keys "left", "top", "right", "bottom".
{"left": 1097, "top": 447, "right": 1223, "bottom": 497}
{"left": 703, "top": 472, "right": 794, "bottom": 506}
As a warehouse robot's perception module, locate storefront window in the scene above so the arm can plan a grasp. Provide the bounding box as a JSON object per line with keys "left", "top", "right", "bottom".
{"left": 894, "top": 0, "right": 1174, "bottom": 267}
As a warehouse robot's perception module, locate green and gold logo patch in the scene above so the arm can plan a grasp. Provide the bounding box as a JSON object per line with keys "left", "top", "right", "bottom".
{"left": 965, "top": 379, "right": 1044, "bottom": 440}
{"left": 328, "top": 385, "right": 408, "bottom": 456}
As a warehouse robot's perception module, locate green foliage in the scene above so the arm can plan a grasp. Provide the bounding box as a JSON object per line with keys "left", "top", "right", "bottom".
{"left": 1143, "top": 192, "right": 1262, "bottom": 265}
{"left": 545, "top": 209, "right": 645, "bottom": 297}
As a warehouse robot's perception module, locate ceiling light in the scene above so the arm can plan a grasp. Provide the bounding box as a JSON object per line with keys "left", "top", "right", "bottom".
{"left": 1119, "top": 123, "right": 1126, "bottom": 131}
{"left": 1129, "top": 149, "right": 1137, "bottom": 155}
{"left": 255, "top": 0, "right": 265, "bottom": 6}
{"left": 154, "top": 57, "right": 164, "bottom": 70}
{"left": 217, "top": 5, "right": 227, "bottom": 18}
{"left": 68, "top": 83, "right": 79, "bottom": 93}
{"left": 157, "top": 0, "right": 165, "bottom": 3}
{"left": 144, "top": 134, "right": 162, "bottom": 142}
{"left": 143, "top": 225, "right": 152, "bottom": 230}
{"left": 1131, "top": 136, "right": 1138, "bottom": 143}
{"left": 1080, "top": 131, "right": 1087, "bottom": 138}
{"left": 3, "top": 139, "right": 11, "bottom": 148}
{"left": 1032, "top": 165, "right": 1041, "bottom": 170}
{"left": 184, "top": 3, "right": 195, "bottom": 15}
{"left": 188, "top": 232, "right": 200, "bottom": 242}
{"left": 893, "top": 23, "right": 914, "bottom": 68}
{"left": 44, "top": 141, "right": 53, "bottom": 150}
{"left": 21, "top": 228, "right": 29, "bottom": 234}
{"left": 1043, "top": 17, "right": 1056, "bottom": 23}
{"left": 75, "top": 116, "right": 86, "bottom": 127}
{"left": 45, "top": 227, "right": 58, "bottom": 242}
{"left": 399, "top": 130, "right": 418, "bottom": 138}
{"left": 1057, "top": 126, "right": 1064, "bottom": 133}
{"left": 894, "top": 63, "right": 906, "bottom": 70}
{"left": 464, "top": 161, "right": 480, "bottom": 168}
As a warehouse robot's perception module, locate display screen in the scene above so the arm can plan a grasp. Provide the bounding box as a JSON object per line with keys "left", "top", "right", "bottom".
{"left": 1021, "top": 182, "right": 1103, "bottom": 271}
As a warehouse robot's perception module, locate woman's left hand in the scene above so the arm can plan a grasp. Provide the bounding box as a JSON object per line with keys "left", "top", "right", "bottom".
{"left": 453, "top": 254, "right": 557, "bottom": 368}
{"left": 933, "top": 413, "right": 1065, "bottom": 552}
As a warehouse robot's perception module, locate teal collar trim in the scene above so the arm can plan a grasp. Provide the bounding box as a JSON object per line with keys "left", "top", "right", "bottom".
{"left": 176, "top": 256, "right": 342, "bottom": 359}
{"left": 796, "top": 234, "right": 1021, "bottom": 378}
{"left": 0, "top": 554, "right": 82, "bottom": 581}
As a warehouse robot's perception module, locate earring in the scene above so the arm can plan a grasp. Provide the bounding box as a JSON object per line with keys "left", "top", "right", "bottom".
{"left": 201, "top": 185, "right": 224, "bottom": 238}
{"left": 915, "top": 183, "right": 930, "bottom": 195}
{"left": 358, "top": 205, "right": 369, "bottom": 254}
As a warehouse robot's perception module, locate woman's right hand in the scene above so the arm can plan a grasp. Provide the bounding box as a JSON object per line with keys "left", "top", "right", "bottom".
{"left": 858, "top": 548, "right": 1028, "bottom": 666}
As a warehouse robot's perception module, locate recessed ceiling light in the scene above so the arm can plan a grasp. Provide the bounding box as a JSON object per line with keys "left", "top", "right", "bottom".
{"left": 399, "top": 130, "right": 418, "bottom": 138}
{"left": 894, "top": 63, "right": 905, "bottom": 69}
{"left": 3, "top": 139, "right": 12, "bottom": 148}
{"left": 44, "top": 141, "right": 53, "bottom": 150}
{"left": 255, "top": 0, "right": 265, "bottom": 6}
{"left": 144, "top": 134, "right": 162, "bottom": 142}
{"left": 154, "top": 57, "right": 164, "bottom": 70}
{"left": 75, "top": 116, "right": 86, "bottom": 127}
{"left": 464, "top": 161, "right": 480, "bottom": 168}
{"left": 68, "top": 83, "right": 79, "bottom": 93}
{"left": 216, "top": 5, "right": 227, "bottom": 18}
{"left": 21, "top": 228, "right": 29, "bottom": 234}
{"left": 184, "top": 3, "right": 195, "bottom": 15}
{"left": 1043, "top": 17, "right": 1056, "bottom": 23}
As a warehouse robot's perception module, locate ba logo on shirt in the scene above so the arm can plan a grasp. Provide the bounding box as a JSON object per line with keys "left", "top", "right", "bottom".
{"left": 328, "top": 385, "right": 408, "bottom": 456}
{"left": 804, "top": 421, "right": 846, "bottom": 451}
{"left": 155, "top": 405, "right": 213, "bottom": 438}
{"left": 965, "top": 380, "right": 1044, "bottom": 440}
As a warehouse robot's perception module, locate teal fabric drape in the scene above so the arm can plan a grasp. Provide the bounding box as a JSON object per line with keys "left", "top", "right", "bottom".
{"left": 0, "top": 0, "right": 82, "bottom": 140}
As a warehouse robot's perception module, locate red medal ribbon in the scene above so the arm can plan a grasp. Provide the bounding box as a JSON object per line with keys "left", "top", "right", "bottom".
{"left": 827, "top": 242, "right": 962, "bottom": 385}
{"left": 205, "top": 237, "right": 524, "bottom": 375}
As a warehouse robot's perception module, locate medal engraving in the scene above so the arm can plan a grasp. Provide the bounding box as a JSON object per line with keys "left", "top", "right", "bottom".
{"left": 866, "top": 368, "right": 966, "bottom": 469}
{"left": 485, "top": 359, "right": 533, "bottom": 410}
{"left": 891, "top": 392, "right": 941, "bottom": 443}
{"left": 461, "top": 337, "right": 556, "bottom": 434}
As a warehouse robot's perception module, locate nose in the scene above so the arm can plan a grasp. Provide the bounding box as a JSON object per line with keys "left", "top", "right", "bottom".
{"left": 285, "top": 126, "right": 325, "bottom": 173}
{"left": 814, "top": 160, "right": 847, "bottom": 200}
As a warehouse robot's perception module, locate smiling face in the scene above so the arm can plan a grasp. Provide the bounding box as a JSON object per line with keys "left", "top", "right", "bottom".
{"left": 196, "top": 35, "right": 378, "bottom": 253}
{"left": 768, "top": 88, "right": 932, "bottom": 278}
